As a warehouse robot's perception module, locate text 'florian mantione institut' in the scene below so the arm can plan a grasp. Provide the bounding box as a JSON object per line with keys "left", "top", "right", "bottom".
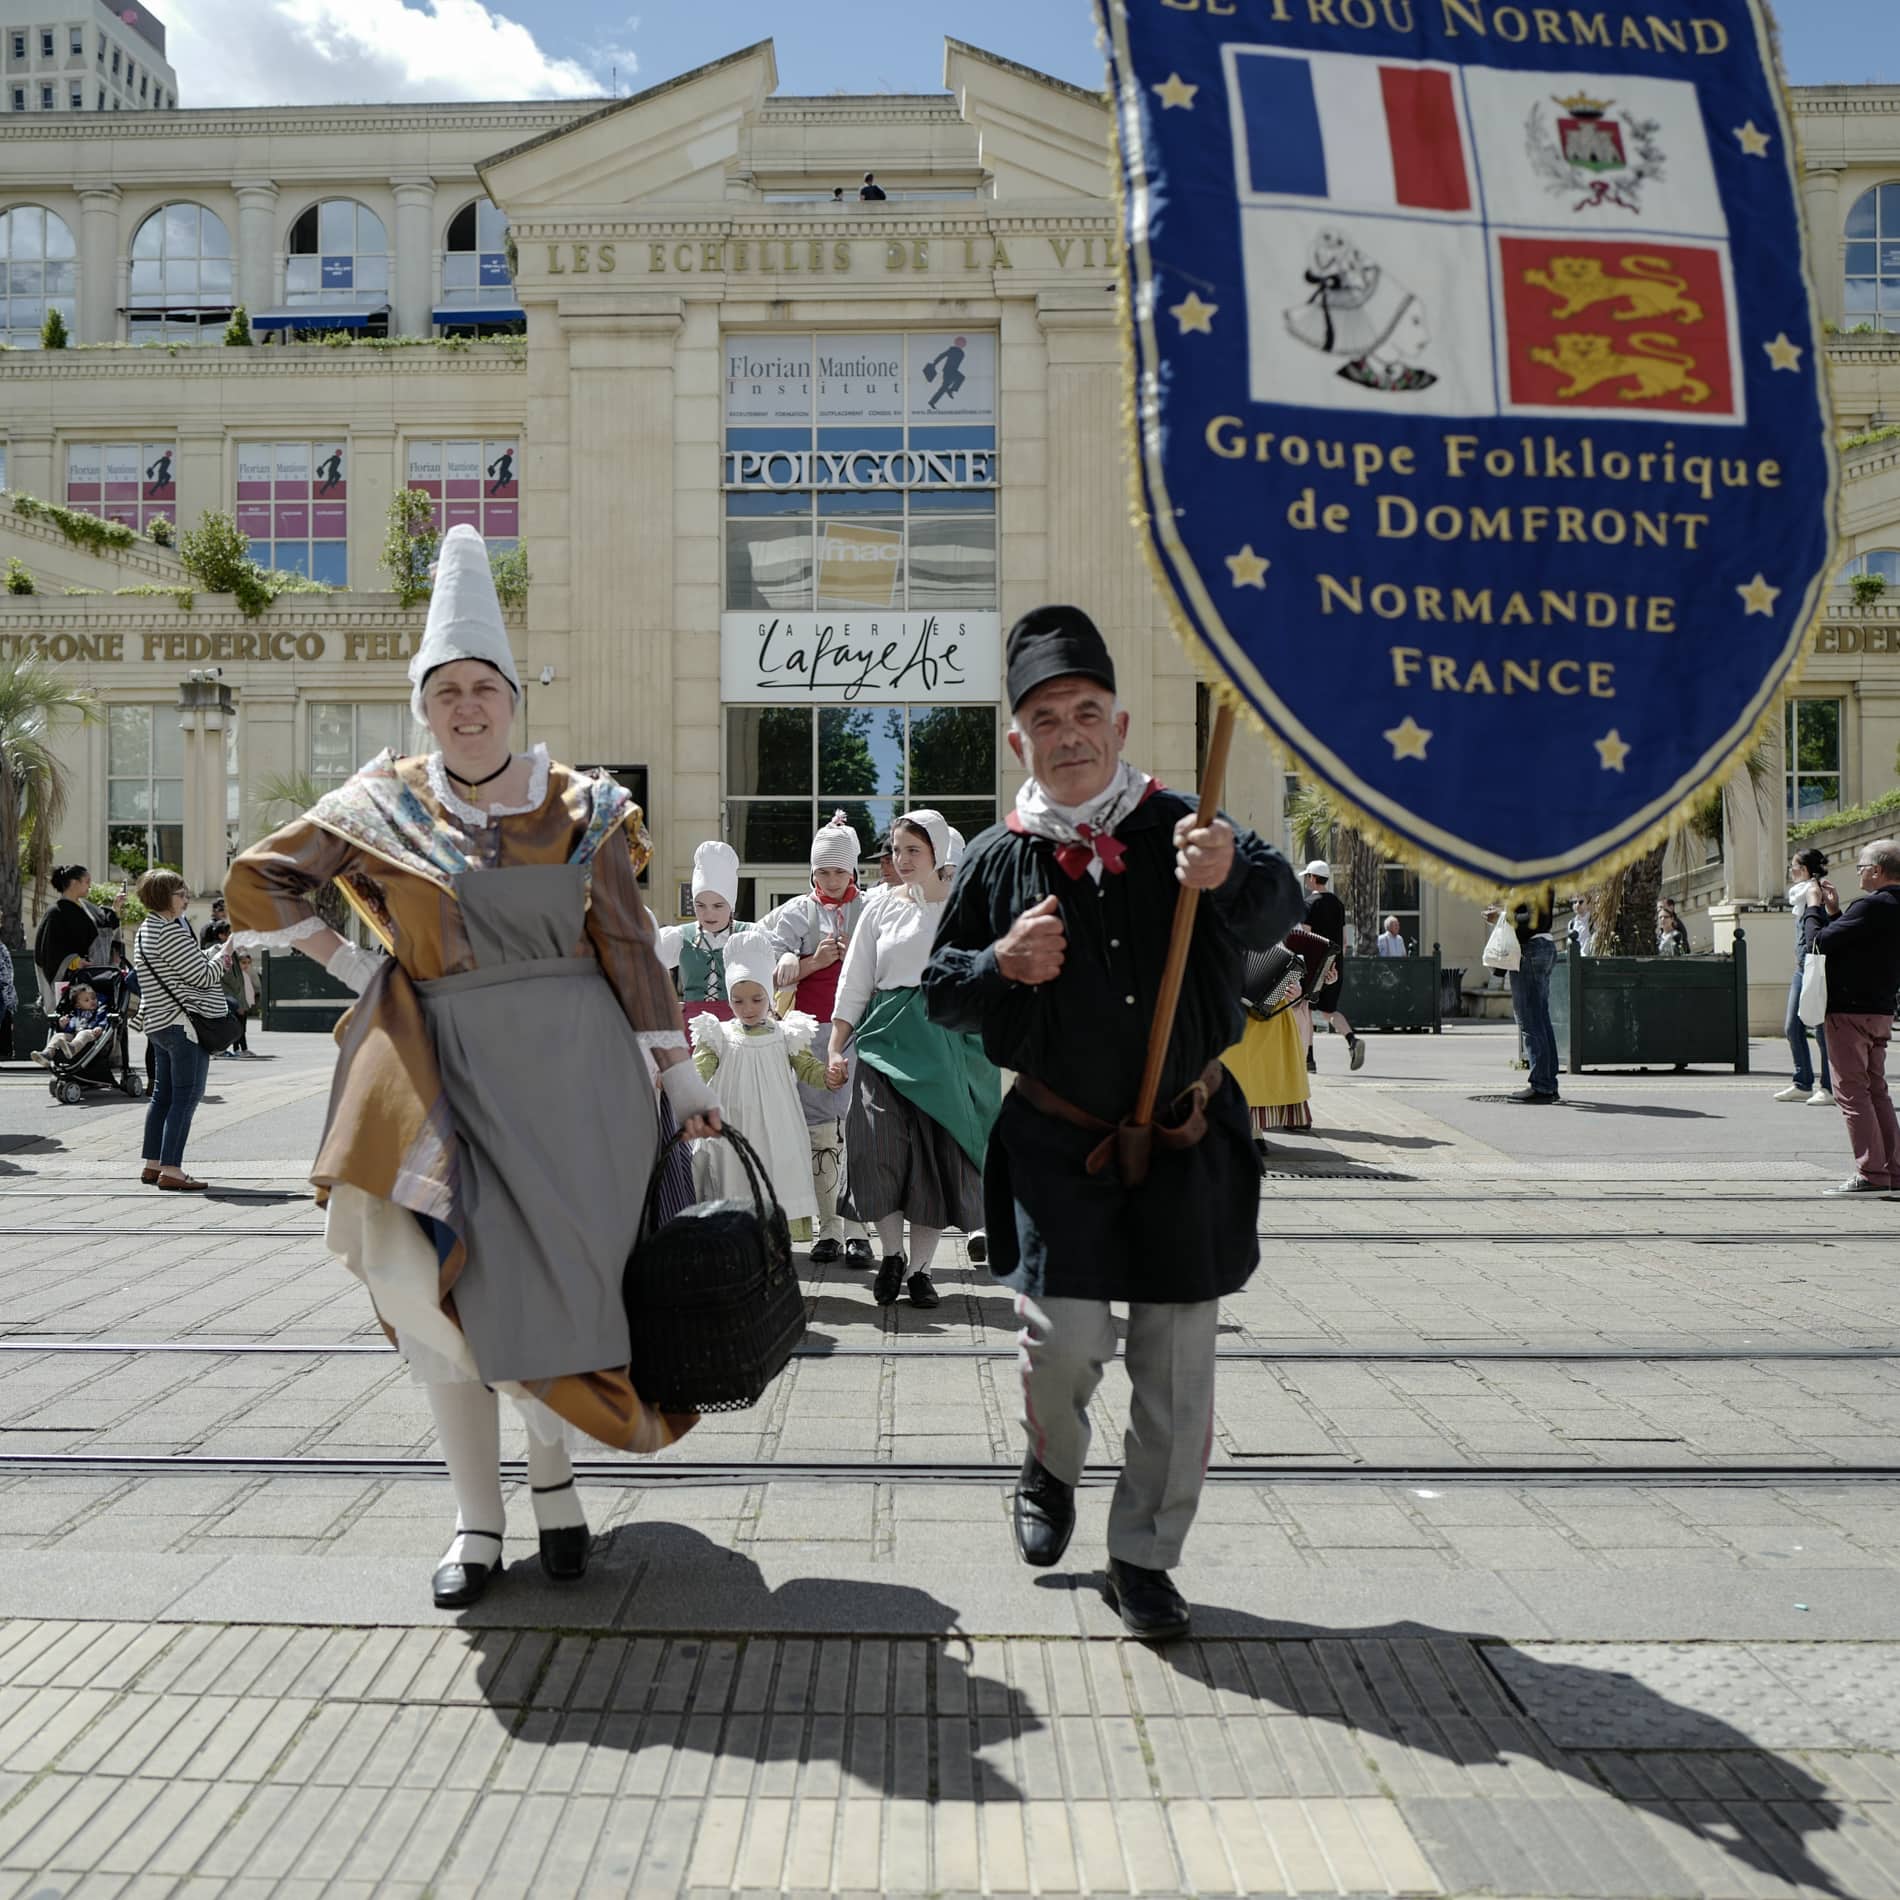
{"left": 3, "top": 32, "right": 1900, "bottom": 964}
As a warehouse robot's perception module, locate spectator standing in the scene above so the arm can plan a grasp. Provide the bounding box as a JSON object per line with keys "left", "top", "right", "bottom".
{"left": 222, "top": 945, "right": 257, "bottom": 1057}
{"left": 0, "top": 946, "right": 14, "bottom": 1059}
{"left": 1375, "top": 917, "right": 1407, "bottom": 957}
{"left": 831, "top": 187, "right": 845, "bottom": 204}
{"left": 1301, "top": 862, "right": 1364, "bottom": 1071}
{"left": 32, "top": 864, "right": 117, "bottom": 1010}
{"left": 1812, "top": 839, "right": 1900, "bottom": 1196}
{"left": 131, "top": 871, "right": 232, "bottom": 1192}
{"left": 1777, "top": 848, "right": 1834, "bottom": 1106}
{"left": 1488, "top": 888, "right": 1560, "bottom": 1104}
{"left": 1656, "top": 896, "right": 1691, "bottom": 956}
{"left": 858, "top": 172, "right": 887, "bottom": 201}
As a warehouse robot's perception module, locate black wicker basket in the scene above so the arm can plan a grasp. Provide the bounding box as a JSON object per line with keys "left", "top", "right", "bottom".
{"left": 622, "top": 1124, "right": 807, "bottom": 1413}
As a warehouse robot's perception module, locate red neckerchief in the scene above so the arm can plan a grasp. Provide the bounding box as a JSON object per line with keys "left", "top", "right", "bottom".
{"left": 1006, "top": 780, "right": 1164, "bottom": 881}
{"left": 814, "top": 879, "right": 859, "bottom": 910}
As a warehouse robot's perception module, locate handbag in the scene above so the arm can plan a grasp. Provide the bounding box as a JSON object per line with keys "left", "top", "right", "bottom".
{"left": 1482, "top": 914, "right": 1522, "bottom": 973}
{"left": 1797, "top": 951, "right": 1828, "bottom": 1029}
{"left": 622, "top": 1123, "right": 807, "bottom": 1413}
{"left": 138, "top": 925, "right": 241, "bottom": 1054}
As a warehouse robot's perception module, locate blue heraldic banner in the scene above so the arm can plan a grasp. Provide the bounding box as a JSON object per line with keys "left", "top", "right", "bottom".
{"left": 1100, "top": 0, "right": 1837, "bottom": 887}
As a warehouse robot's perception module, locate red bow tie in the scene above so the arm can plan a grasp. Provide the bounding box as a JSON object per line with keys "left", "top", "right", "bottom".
{"left": 1055, "top": 825, "right": 1128, "bottom": 881}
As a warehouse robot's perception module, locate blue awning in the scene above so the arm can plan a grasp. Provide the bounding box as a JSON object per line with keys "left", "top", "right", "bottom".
{"left": 433, "top": 303, "right": 525, "bottom": 326}
{"left": 250, "top": 303, "right": 388, "bottom": 332}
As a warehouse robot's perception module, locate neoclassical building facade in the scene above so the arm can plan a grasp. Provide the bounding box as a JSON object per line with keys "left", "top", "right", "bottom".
{"left": 2, "top": 42, "right": 1897, "bottom": 959}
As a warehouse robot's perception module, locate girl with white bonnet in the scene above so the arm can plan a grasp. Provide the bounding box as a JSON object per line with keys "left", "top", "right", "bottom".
{"left": 226, "top": 524, "right": 723, "bottom": 1612}
{"left": 826, "top": 808, "right": 1001, "bottom": 1310}
{"left": 654, "top": 839, "right": 747, "bottom": 1028}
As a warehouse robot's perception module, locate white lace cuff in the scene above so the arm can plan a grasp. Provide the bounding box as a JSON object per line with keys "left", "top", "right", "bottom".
{"left": 231, "top": 916, "right": 331, "bottom": 951}
{"left": 637, "top": 1029, "right": 688, "bottom": 1052}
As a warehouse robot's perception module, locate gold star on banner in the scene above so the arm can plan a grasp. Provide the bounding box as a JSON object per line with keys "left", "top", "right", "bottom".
{"left": 1738, "top": 573, "right": 1782, "bottom": 616}
{"left": 1764, "top": 333, "right": 1804, "bottom": 372}
{"left": 1225, "top": 545, "right": 1270, "bottom": 588}
{"left": 1384, "top": 716, "right": 1432, "bottom": 762}
{"left": 1153, "top": 72, "right": 1198, "bottom": 110}
{"left": 1170, "top": 291, "right": 1217, "bottom": 335}
{"left": 1735, "top": 121, "right": 1772, "bottom": 157}
{"left": 1595, "top": 729, "right": 1632, "bottom": 773}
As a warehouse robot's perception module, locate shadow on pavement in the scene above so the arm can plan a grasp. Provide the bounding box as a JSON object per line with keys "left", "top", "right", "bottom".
{"left": 1280, "top": 1126, "right": 1452, "bottom": 1150}
{"left": 1563, "top": 1101, "right": 1722, "bottom": 1120}
{"left": 456, "top": 1523, "right": 1040, "bottom": 1800}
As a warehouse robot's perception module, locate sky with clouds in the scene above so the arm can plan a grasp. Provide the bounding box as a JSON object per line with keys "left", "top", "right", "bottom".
{"left": 167, "top": 0, "right": 1897, "bottom": 108}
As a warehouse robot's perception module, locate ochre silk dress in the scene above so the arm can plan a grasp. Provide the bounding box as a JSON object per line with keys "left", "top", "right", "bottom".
{"left": 225, "top": 747, "right": 695, "bottom": 1454}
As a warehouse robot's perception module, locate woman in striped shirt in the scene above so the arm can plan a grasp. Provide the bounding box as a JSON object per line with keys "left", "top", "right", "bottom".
{"left": 131, "top": 869, "right": 231, "bottom": 1191}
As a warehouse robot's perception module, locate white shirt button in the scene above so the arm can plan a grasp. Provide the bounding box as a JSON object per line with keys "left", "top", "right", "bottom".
{"left": 1110, "top": 938, "right": 1121, "bottom": 948}
{"left": 1125, "top": 994, "right": 1136, "bottom": 1006}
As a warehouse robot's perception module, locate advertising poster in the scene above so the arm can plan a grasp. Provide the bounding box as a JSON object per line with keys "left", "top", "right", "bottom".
{"left": 907, "top": 332, "right": 997, "bottom": 426}
{"left": 817, "top": 333, "right": 905, "bottom": 425}
{"left": 725, "top": 339, "right": 814, "bottom": 426}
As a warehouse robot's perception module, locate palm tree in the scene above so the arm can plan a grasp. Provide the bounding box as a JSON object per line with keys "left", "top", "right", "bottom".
{"left": 1, "top": 656, "right": 100, "bottom": 952}
{"left": 1284, "top": 777, "right": 1382, "bottom": 950}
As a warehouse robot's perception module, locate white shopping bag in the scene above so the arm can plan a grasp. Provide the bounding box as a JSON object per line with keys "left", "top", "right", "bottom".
{"left": 1797, "top": 953, "right": 1828, "bottom": 1029}
{"left": 1482, "top": 914, "right": 1521, "bottom": 973}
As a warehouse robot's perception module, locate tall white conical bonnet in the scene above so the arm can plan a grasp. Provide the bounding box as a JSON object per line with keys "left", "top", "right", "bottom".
{"left": 691, "top": 839, "right": 741, "bottom": 907}
{"left": 721, "top": 928, "right": 778, "bottom": 995}
{"left": 408, "top": 525, "right": 521, "bottom": 722}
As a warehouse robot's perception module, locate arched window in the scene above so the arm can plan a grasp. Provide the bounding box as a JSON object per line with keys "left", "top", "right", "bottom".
{"left": 1844, "top": 184, "right": 1900, "bottom": 333}
{"left": 285, "top": 198, "right": 389, "bottom": 308}
{"left": 1842, "top": 548, "right": 1900, "bottom": 587}
{"left": 0, "top": 204, "right": 77, "bottom": 347}
{"left": 128, "top": 201, "right": 232, "bottom": 340}
{"left": 439, "top": 196, "right": 521, "bottom": 337}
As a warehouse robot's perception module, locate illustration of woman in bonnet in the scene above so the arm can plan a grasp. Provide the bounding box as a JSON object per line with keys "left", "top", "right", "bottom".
{"left": 1285, "top": 230, "right": 1439, "bottom": 394}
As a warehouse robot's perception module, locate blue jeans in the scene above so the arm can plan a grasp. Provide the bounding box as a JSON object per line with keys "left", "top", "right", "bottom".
{"left": 144, "top": 1024, "right": 210, "bottom": 1170}
{"left": 1511, "top": 936, "right": 1560, "bottom": 1097}
{"left": 1784, "top": 956, "right": 1831, "bottom": 1093}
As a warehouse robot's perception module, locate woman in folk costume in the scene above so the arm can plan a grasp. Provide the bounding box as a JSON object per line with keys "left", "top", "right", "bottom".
{"left": 654, "top": 840, "right": 746, "bottom": 1028}
{"left": 1223, "top": 945, "right": 1315, "bottom": 1153}
{"left": 826, "top": 808, "right": 1001, "bottom": 1311}
{"left": 690, "top": 928, "right": 838, "bottom": 1233}
{"left": 225, "top": 525, "right": 723, "bottom": 1613}
{"left": 764, "top": 811, "right": 875, "bottom": 1267}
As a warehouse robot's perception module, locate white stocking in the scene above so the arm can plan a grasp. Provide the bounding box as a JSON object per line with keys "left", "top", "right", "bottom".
{"left": 527, "top": 1429, "right": 586, "bottom": 1531}
{"left": 424, "top": 1380, "right": 504, "bottom": 1568}
{"left": 874, "top": 1212, "right": 906, "bottom": 1259}
{"left": 908, "top": 1224, "right": 943, "bottom": 1275}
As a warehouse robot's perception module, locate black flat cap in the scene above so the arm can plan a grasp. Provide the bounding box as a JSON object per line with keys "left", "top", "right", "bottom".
{"left": 1006, "top": 605, "right": 1117, "bottom": 712}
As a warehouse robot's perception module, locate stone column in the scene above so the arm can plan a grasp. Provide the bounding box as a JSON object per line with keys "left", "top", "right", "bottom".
{"left": 176, "top": 676, "right": 235, "bottom": 897}
{"left": 1803, "top": 166, "right": 1845, "bottom": 331}
{"left": 173, "top": 431, "right": 224, "bottom": 544}
{"left": 232, "top": 179, "right": 279, "bottom": 318}
{"left": 390, "top": 176, "right": 436, "bottom": 337}
{"left": 233, "top": 689, "right": 296, "bottom": 852}
{"left": 76, "top": 185, "right": 121, "bottom": 344}
{"left": 1710, "top": 713, "right": 1791, "bottom": 1035}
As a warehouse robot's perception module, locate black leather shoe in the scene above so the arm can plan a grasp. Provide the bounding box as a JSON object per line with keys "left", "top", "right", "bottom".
{"left": 906, "top": 1270, "right": 940, "bottom": 1309}
{"left": 845, "top": 1237, "right": 874, "bottom": 1267}
{"left": 533, "top": 1480, "right": 590, "bottom": 1581}
{"left": 1013, "top": 1455, "right": 1076, "bottom": 1568}
{"left": 1508, "top": 1088, "right": 1560, "bottom": 1105}
{"left": 810, "top": 1237, "right": 843, "bottom": 1265}
{"left": 1104, "top": 1558, "right": 1191, "bottom": 1642}
{"left": 432, "top": 1530, "right": 502, "bottom": 1610}
{"left": 873, "top": 1253, "right": 906, "bottom": 1305}
{"left": 966, "top": 1230, "right": 987, "bottom": 1266}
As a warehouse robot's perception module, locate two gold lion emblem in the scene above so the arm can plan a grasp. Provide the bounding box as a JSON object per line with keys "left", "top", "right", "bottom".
{"left": 1523, "top": 254, "right": 1710, "bottom": 406}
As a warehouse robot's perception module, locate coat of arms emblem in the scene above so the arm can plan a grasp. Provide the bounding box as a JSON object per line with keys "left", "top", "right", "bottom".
{"left": 1528, "top": 92, "right": 1665, "bottom": 214}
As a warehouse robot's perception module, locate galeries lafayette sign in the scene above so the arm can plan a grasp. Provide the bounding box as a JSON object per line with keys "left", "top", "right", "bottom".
{"left": 721, "top": 612, "right": 1001, "bottom": 704}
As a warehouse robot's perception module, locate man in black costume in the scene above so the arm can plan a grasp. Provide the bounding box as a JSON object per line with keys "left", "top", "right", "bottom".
{"left": 925, "top": 607, "right": 1301, "bottom": 1639}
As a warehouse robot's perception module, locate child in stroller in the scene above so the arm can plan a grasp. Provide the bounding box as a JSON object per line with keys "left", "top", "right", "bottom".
{"left": 35, "top": 964, "right": 145, "bottom": 1106}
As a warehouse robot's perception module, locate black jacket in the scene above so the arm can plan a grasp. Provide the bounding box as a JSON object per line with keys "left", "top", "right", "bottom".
{"left": 33, "top": 898, "right": 104, "bottom": 986}
{"left": 1815, "top": 886, "right": 1900, "bottom": 1017}
{"left": 924, "top": 792, "right": 1303, "bottom": 1302}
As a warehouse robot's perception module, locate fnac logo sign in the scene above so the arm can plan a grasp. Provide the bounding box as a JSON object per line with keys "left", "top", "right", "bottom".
{"left": 817, "top": 522, "right": 903, "bottom": 609}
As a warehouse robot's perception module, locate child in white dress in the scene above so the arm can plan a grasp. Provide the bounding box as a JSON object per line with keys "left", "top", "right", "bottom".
{"left": 689, "top": 930, "right": 838, "bottom": 1236}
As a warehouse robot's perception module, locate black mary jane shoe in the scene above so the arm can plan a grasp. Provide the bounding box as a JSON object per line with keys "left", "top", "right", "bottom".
{"left": 432, "top": 1530, "right": 503, "bottom": 1610}
{"left": 809, "top": 1236, "right": 844, "bottom": 1266}
{"left": 533, "top": 1480, "right": 591, "bottom": 1582}
{"left": 906, "top": 1269, "right": 941, "bottom": 1309}
{"left": 873, "top": 1253, "right": 906, "bottom": 1306}
{"left": 1104, "top": 1557, "right": 1192, "bottom": 1643}
{"left": 845, "top": 1236, "right": 875, "bottom": 1267}
{"left": 1013, "top": 1455, "right": 1076, "bottom": 1569}
{"left": 966, "top": 1230, "right": 988, "bottom": 1266}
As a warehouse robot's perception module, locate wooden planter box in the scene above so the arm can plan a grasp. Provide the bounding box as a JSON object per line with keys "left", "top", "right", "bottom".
{"left": 259, "top": 950, "right": 354, "bottom": 1033}
{"left": 1338, "top": 947, "right": 1444, "bottom": 1032}
{"left": 1549, "top": 934, "right": 1750, "bottom": 1074}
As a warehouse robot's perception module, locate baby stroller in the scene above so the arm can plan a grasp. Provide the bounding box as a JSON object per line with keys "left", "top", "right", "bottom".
{"left": 40, "top": 963, "right": 146, "bottom": 1107}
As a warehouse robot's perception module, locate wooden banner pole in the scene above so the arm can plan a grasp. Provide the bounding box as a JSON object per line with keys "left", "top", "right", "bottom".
{"left": 1129, "top": 702, "right": 1237, "bottom": 1132}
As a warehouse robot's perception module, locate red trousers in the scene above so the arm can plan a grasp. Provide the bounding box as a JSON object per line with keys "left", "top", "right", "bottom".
{"left": 1825, "top": 1012, "right": 1898, "bottom": 1189}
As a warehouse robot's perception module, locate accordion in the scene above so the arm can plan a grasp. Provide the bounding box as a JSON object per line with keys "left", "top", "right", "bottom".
{"left": 1241, "top": 927, "right": 1336, "bottom": 1022}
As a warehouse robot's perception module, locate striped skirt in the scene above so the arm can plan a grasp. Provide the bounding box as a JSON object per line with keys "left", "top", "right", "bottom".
{"left": 840, "top": 1063, "right": 984, "bottom": 1232}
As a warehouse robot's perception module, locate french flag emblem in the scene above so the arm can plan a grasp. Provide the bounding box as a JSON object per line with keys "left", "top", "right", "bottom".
{"left": 1232, "top": 50, "right": 1472, "bottom": 214}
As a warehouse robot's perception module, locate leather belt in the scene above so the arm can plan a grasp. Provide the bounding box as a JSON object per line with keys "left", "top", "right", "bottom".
{"left": 1014, "top": 1062, "right": 1225, "bottom": 1180}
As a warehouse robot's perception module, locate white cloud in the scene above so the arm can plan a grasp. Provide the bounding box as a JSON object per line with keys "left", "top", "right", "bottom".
{"left": 169, "top": 0, "right": 628, "bottom": 107}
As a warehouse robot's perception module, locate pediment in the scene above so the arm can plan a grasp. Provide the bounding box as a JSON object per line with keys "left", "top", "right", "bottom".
{"left": 943, "top": 39, "right": 1111, "bottom": 199}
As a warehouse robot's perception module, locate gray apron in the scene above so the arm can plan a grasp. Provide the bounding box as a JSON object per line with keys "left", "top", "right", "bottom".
{"left": 416, "top": 862, "right": 659, "bottom": 1384}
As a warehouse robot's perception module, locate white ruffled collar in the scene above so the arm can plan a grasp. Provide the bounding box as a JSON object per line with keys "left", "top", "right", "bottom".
{"left": 426, "top": 743, "right": 552, "bottom": 827}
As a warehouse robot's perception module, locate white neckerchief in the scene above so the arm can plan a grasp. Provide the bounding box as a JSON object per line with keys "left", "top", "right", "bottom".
{"left": 1013, "top": 760, "right": 1154, "bottom": 884}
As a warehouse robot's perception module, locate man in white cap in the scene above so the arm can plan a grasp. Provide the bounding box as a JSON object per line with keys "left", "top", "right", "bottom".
{"left": 765, "top": 812, "right": 877, "bottom": 1266}
{"left": 1302, "top": 860, "right": 1364, "bottom": 1072}
{"left": 655, "top": 839, "right": 747, "bottom": 1024}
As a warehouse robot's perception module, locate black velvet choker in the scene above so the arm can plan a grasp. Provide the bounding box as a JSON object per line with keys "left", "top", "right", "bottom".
{"left": 448, "top": 753, "right": 514, "bottom": 790}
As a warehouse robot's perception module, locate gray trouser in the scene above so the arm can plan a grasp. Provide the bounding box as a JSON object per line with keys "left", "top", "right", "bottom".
{"left": 1015, "top": 1292, "right": 1220, "bottom": 1570}
{"left": 809, "top": 1118, "right": 860, "bottom": 1244}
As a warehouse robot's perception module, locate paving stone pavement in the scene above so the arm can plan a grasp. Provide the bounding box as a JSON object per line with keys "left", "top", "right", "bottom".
{"left": 3, "top": 1025, "right": 1900, "bottom": 1895}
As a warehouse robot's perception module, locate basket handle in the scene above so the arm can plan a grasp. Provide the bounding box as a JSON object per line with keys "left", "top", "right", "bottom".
{"left": 638, "top": 1119, "right": 785, "bottom": 1240}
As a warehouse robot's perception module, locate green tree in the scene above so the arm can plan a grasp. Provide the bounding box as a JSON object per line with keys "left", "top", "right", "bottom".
{"left": 0, "top": 656, "right": 101, "bottom": 950}
{"left": 381, "top": 487, "right": 439, "bottom": 608}
{"left": 1285, "top": 778, "right": 1381, "bottom": 951}
{"left": 223, "top": 305, "right": 254, "bottom": 347}
{"left": 39, "top": 307, "right": 68, "bottom": 350}
{"left": 5, "top": 558, "right": 34, "bottom": 596}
